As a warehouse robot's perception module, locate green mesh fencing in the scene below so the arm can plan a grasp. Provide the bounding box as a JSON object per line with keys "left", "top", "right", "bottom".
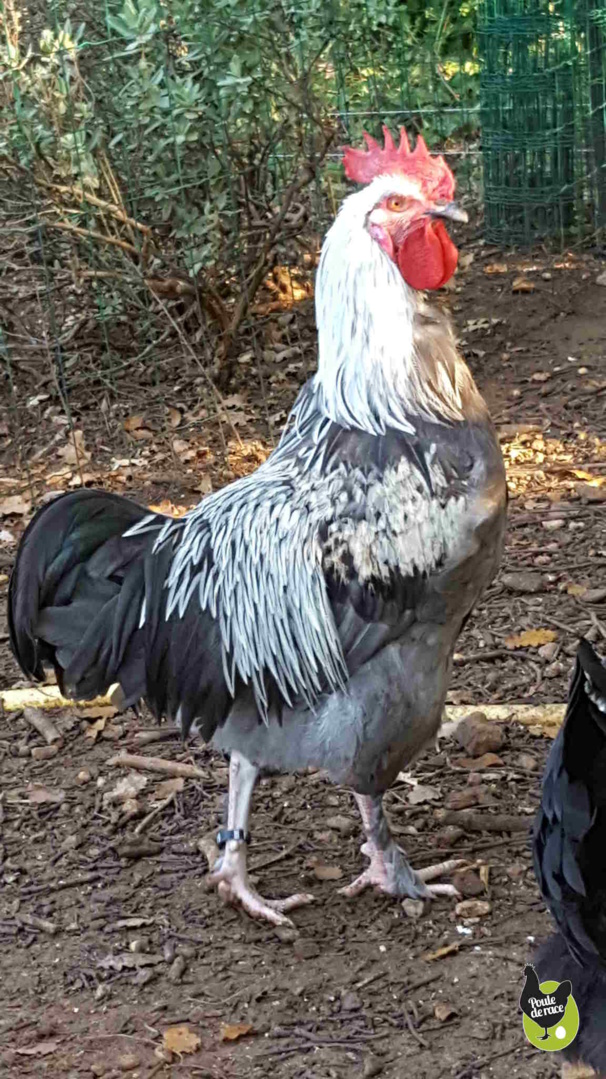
{"left": 479, "top": 0, "right": 606, "bottom": 244}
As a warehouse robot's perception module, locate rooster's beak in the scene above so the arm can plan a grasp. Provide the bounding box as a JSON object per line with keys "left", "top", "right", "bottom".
{"left": 429, "top": 201, "right": 468, "bottom": 224}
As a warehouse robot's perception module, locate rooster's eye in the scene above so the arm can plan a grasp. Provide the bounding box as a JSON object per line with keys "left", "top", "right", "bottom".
{"left": 386, "top": 195, "right": 407, "bottom": 213}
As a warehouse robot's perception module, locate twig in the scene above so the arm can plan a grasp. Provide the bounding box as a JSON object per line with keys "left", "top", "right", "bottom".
{"left": 39, "top": 180, "right": 151, "bottom": 235}
{"left": 141, "top": 282, "right": 237, "bottom": 452}
{"left": 17, "top": 912, "right": 57, "bottom": 935}
{"left": 401, "top": 972, "right": 442, "bottom": 995}
{"left": 47, "top": 220, "right": 139, "bottom": 255}
{"left": 107, "top": 753, "right": 203, "bottom": 779}
{"left": 451, "top": 1043, "right": 525, "bottom": 1079}
{"left": 402, "top": 1001, "right": 428, "bottom": 1048}
{"left": 454, "top": 649, "right": 538, "bottom": 665}
{"left": 23, "top": 708, "right": 61, "bottom": 745}
{"left": 249, "top": 839, "right": 302, "bottom": 873}
{"left": 218, "top": 128, "right": 334, "bottom": 367}
{"left": 19, "top": 871, "right": 101, "bottom": 897}
{"left": 433, "top": 810, "right": 530, "bottom": 834}
{"left": 133, "top": 791, "right": 177, "bottom": 836}
{"left": 132, "top": 730, "right": 179, "bottom": 747}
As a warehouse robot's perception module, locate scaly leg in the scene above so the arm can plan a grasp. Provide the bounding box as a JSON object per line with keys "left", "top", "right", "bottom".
{"left": 207, "top": 752, "right": 314, "bottom": 927}
{"left": 339, "top": 793, "right": 462, "bottom": 900}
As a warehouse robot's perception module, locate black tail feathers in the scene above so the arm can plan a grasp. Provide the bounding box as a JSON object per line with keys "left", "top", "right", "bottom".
{"left": 8, "top": 489, "right": 163, "bottom": 704}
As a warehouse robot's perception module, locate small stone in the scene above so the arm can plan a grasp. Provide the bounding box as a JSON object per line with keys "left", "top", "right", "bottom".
{"left": 596, "top": 270, "right": 606, "bottom": 286}
{"left": 325, "top": 814, "right": 357, "bottom": 837}
{"left": 545, "top": 661, "right": 565, "bottom": 679}
{"left": 118, "top": 1054, "right": 140, "bottom": 1072}
{"left": 293, "top": 938, "right": 320, "bottom": 960}
{"left": 435, "top": 826, "right": 464, "bottom": 847}
{"left": 513, "top": 753, "right": 538, "bottom": 771}
{"left": 506, "top": 864, "right": 527, "bottom": 880}
{"left": 452, "top": 869, "right": 484, "bottom": 897}
{"left": 76, "top": 768, "right": 92, "bottom": 786}
{"left": 584, "top": 587, "right": 606, "bottom": 604}
{"left": 91, "top": 1065, "right": 108, "bottom": 1078}
{"left": 446, "top": 788, "right": 479, "bottom": 811}
{"left": 177, "top": 943, "right": 197, "bottom": 959}
{"left": 455, "top": 899, "right": 492, "bottom": 919}
{"left": 134, "top": 968, "right": 156, "bottom": 987}
{"left": 408, "top": 784, "right": 441, "bottom": 805}
{"left": 362, "top": 1054, "right": 384, "bottom": 1078}
{"left": 154, "top": 1046, "right": 174, "bottom": 1063}
{"left": 538, "top": 642, "right": 558, "bottom": 661}
{"left": 168, "top": 955, "right": 187, "bottom": 983}
{"left": 402, "top": 898, "right": 425, "bottom": 919}
{"left": 455, "top": 713, "right": 504, "bottom": 758}
{"left": 501, "top": 571, "right": 544, "bottom": 594}
{"left": 31, "top": 744, "right": 60, "bottom": 761}
{"left": 274, "top": 925, "right": 299, "bottom": 944}
{"left": 341, "top": 990, "right": 362, "bottom": 1011}
{"left": 94, "top": 984, "right": 110, "bottom": 1002}
{"left": 543, "top": 519, "right": 565, "bottom": 531}
{"left": 576, "top": 483, "right": 606, "bottom": 503}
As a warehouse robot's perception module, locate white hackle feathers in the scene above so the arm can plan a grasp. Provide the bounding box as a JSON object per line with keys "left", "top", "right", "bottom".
{"left": 314, "top": 175, "right": 483, "bottom": 435}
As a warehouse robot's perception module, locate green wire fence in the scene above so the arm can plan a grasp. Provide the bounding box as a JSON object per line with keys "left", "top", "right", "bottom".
{"left": 479, "top": 0, "right": 606, "bottom": 244}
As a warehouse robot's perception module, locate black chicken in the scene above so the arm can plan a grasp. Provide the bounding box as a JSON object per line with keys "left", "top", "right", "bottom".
{"left": 532, "top": 639, "right": 606, "bottom": 1074}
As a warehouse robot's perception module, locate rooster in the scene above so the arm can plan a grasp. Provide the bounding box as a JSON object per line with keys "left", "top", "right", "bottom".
{"left": 9, "top": 128, "right": 507, "bottom": 926}
{"left": 533, "top": 640, "right": 606, "bottom": 1075}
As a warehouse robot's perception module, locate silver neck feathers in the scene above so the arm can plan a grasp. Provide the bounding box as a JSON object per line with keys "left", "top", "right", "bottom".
{"left": 313, "top": 182, "right": 485, "bottom": 436}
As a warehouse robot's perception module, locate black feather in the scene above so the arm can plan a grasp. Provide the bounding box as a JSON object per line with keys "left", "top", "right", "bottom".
{"left": 531, "top": 635, "right": 606, "bottom": 1079}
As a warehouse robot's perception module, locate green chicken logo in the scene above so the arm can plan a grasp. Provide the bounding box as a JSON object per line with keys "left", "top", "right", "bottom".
{"left": 520, "top": 965, "right": 580, "bottom": 1051}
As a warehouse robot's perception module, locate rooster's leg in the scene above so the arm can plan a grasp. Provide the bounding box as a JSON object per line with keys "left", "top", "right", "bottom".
{"left": 340, "top": 793, "right": 461, "bottom": 900}
{"left": 207, "top": 751, "right": 314, "bottom": 927}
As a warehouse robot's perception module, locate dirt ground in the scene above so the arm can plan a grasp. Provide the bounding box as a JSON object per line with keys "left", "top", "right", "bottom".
{"left": 1, "top": 230, "right": 606, "bottom": 1079}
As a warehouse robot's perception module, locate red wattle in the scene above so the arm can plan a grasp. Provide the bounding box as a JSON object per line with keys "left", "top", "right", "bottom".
{"left": 397, "top": 219, "right": 458, "bottom": 290}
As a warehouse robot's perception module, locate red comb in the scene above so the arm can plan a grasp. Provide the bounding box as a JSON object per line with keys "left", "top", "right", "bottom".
{"left": 342, "top": 125, "right": 455, "bottom": 201}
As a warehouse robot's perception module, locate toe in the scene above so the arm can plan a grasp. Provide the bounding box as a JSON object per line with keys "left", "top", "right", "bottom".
{"left": 425, "top": 883, "right": 460, "bottom": 898}
{"left": 217, "top": 880, "right": 296, "bottom": 926}
{"left": 338, "top": 873, "right": 372, "bottom": 898}
{"left": 266, "top": 892, "right": 315, "bottom": 912}
{"left": 416, "top": 858, "right": 465, "bottom": 883}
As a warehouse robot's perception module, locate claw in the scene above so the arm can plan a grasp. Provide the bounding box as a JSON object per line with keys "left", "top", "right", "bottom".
{"left": 209, "top": 842, "right": 314, "bottom": 927}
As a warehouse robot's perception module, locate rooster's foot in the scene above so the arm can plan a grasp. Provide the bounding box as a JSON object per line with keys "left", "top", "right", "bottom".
{"left": 345, "top": 792, "right": 463, "bottom": 900}
{"left": 339, "top": 841, "right": 455, "bottom": 899}
{"left": 340, "top": 844, "right": 462, "bottom": 900}
{"left": 208, "top": 842, "right": 314, "bottom": 927}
